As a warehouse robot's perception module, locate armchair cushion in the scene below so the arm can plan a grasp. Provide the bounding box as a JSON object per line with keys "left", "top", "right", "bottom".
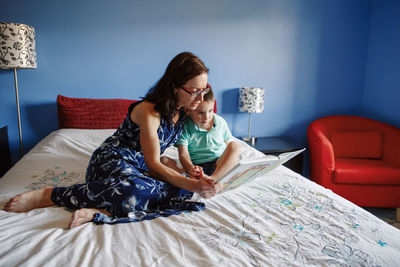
{"left": 334, "top": 158, "right": 400, "bottom": 185}
{"left": 330, "top": 131, "right": 383, "bottom": 159}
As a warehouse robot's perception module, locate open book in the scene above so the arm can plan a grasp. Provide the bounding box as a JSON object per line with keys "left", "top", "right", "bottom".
{"left": 216, "top": 148, "right": 305, "bottom": 194}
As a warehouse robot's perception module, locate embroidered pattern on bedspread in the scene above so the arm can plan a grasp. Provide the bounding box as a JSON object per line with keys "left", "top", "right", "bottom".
{"left": 192, "top": 173, "right": 388, "bottom": 266}
{"left": 25, "top": 167, "right": 81, "bottom": 190}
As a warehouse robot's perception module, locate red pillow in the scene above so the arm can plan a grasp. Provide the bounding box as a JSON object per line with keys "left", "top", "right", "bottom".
{"left": 57, "top": 95, "right": 136, "bottom": 129}
{"left": 330, "top": 131, "right": 383, "bottom": 159}
{"left": 57, "top": 95, "right": 218, "bottom": 129}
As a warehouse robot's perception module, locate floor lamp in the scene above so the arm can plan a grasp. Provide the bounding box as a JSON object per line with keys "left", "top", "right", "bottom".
{"left": 238, "top": 87, "right": 265, "bottom": 144}
{"left": 0, "top": 22, "right": 37, "bottom": 158}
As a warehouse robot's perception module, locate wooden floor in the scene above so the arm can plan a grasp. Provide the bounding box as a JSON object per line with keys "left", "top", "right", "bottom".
{"left": 397, "top": 208, "right": 400, "bottom": 223}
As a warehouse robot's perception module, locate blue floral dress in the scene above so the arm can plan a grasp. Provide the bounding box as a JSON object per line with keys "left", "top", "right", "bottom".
{"left": 51, "top": 101, "right": 205, "bottom": 224}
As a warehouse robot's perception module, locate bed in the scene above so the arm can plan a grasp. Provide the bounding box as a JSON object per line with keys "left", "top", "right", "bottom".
{"left": 0, "top": 96, "right": 399, "bottom": 267}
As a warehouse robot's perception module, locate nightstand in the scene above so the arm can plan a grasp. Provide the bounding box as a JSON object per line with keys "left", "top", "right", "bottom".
{"left": 0, "top": 126, "right": 12, "bottom": 177}
{"left": 243, "top": 137, "right": 304, "bottom": 175}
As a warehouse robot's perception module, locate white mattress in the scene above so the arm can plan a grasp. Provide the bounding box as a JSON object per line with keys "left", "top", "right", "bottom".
{"left": 0, "top": 129, "right": 399, "bottom": 267}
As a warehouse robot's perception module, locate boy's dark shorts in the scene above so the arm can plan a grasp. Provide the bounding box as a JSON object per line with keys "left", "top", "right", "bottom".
{"left": 198, "top": 159, "right": 218, "bottom": 176}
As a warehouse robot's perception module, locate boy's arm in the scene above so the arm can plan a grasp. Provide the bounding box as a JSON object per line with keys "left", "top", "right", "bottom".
{"left": 177, "top": 145, "right": 194, "bottom": 173}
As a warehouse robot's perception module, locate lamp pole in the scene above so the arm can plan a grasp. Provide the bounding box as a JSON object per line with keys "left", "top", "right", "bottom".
{"left": 13, "top": 68, "right": 24, "bottom": 157}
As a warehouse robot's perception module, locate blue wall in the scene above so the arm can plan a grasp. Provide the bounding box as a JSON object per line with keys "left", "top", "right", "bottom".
{"left": 363, "top": 0, "right": 400, "bottom": 127}
{"left": 0, "top": 0, "right": 397, "bottom": 173}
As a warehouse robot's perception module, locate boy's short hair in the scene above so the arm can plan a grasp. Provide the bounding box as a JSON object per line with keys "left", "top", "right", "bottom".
{"left": 203, "top": 87, "right": 215, "bottom": 102}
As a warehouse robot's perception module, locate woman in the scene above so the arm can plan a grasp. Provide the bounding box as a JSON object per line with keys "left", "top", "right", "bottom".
{"left": 5, "top": 52, "right": 219, "bottom": 227}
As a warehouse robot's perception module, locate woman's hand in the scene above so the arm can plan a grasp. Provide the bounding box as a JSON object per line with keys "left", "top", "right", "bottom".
{"left": 196, "top": 172, "right": 221, "bottom": 199}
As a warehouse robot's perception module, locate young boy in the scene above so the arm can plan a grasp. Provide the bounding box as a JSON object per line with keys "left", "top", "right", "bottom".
{"left": 162, "top": 89, "right": 240, "bottom": 182}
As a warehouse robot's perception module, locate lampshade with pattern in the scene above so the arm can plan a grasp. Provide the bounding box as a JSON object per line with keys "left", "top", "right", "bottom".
{"left": 238, "top": 87, "right": 264, "bottom": 113}
{"left": 0, "top": 22, "right": 37, "bottom": 69}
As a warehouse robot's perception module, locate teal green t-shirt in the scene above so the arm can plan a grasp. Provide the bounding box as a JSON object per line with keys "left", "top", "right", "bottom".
{"left": 175, "top": 114, "right": 233, "bottom": 164}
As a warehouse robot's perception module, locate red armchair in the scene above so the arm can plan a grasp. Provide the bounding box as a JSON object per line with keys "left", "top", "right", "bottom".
{"left": 307, "top": 115, "right": 400, "bottom": 221}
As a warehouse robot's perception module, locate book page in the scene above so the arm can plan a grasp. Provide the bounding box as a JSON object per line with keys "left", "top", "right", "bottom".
{"left": 218, "top": 161, "right": 275, "bottom": 193}
{"left": 217, "top": 148, "right": 305, "bottom": 194}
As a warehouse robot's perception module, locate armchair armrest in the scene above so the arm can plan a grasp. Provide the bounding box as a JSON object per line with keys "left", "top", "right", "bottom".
{"left": 383, "top": 126, "right": 400, "bottom": 168}
{"left": 307, "top": 123, "right": 335, "bottom": 186}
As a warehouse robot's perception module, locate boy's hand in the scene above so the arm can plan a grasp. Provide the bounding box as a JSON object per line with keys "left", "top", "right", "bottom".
{"left": 189, "top": 165, "right": 203, "bottom": 179}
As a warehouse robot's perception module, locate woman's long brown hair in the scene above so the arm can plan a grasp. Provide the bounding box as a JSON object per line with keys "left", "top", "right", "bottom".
{"left": 143, "top": 52, "right": 209, "bottom": 124}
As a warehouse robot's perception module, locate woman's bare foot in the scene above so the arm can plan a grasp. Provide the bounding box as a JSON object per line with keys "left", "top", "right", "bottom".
{"left": 4, "top": 187, "right": 54, "bottom": 212}
{"left": 69, "top": 208, "right": 111, "bottom": 229}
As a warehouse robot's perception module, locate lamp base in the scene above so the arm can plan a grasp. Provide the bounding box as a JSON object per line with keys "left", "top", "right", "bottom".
{"left": 241, "top": 136, "right": 257, "bottom": 144}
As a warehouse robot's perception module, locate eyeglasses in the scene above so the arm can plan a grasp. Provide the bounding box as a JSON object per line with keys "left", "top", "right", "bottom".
{"left": 180, "top": 83, "right": 211, "bottom": 98}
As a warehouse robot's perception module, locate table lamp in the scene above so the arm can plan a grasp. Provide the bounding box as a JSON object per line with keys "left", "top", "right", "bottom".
{"left": 0, "top": 22, "right": 37, "bottom": 157}
{"left": 238, "top": 87, "right": 264, "bottom": 143}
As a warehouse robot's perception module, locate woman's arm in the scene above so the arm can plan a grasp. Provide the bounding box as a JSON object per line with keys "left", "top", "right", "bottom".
{"left": 131, "top": 102, "right": 216, "bottom": 197}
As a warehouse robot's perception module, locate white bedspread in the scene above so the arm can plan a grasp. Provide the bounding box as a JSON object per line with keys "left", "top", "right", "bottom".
{"left": 0, "top": 129, "right": 399, "bottom": 267}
